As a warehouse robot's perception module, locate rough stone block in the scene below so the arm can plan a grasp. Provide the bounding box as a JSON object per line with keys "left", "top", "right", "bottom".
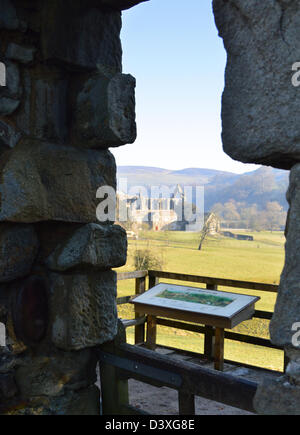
{"left": 0, "top": 120, "right": 21, "bottom": 149}
{"left": 0, "top": 140, "right": 116, "bottom": 223}
{"left": 0, "top": 224, "right": 39, "bottom": 283}
{"left": 15, "top": 66, "right": 67, "bottom": 142}
{"left": 100, "top": 0, "right": 148, "bottom": 10}
{"left": 51, "top": 385, "right": 100, "bottom": 415}
{"left": 46, "top": 223, "right": 127, "bottom": 271}
{"left": 270, "top": 164, "right": 300, "bottom": 346}
{"left": 0, "top": 350, "right": 19, "bottom": 375}
{"left": 0, "top": 0, "right": 20, "bottom": 30}
{"left": 51, "top": 270, "right": 118, "bottom": 350}
{"left": 0, "top": 61, "right": 21, "bottom": 116}
{"left": 0, "top": 99, "right": 19, "bottom": 116}
{"left": 0, "top": 373, "right": 18, "bottom": 399}
{"left": 254, "top": 374, "right": 300, "bottom": 415}
{"left": 213, "top": 0, "right": 300, "bottom": 169}
{"left": 71, "top": 72, "right": 136, "bottom": 149}
{"left": 15, "top": 349, "right": 97, "bottom": 397}
{"left": 3, "top": 62, "right": 21, "bottom": 96}
{"left": 285, "top": 348, "right": 300, "bottom": 381}
{"left": 34, "top": 222, "right": 83, "bottom": 260}
{"left": 3, "top": 385, "right": 100, "bottom": 415}
{"left": 41, "top": 0, "right": 122, "bottom": 71}
{"left": 6, "top": 43, "right": 36, "bottom": 64}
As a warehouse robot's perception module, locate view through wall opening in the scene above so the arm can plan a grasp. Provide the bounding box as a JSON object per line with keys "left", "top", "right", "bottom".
{"left": 113, "top": 0, "right": 286, "bottom": 374}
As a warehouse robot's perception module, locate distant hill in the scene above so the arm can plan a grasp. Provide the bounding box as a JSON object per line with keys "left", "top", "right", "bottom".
{"left": 117, "top": 166, "right": 237, "bottom": 187}
{"left": 117, "top": 165, "right": 289, "bottom": 212}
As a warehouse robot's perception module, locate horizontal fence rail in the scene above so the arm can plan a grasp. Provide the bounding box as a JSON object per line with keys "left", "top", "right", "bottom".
{"left": 116, "top": 270, "right": 283, "bottom": 372}
{"left": 147, "top": 270, "right": 278, "bottom": 293}
{"left": 98, "top": 342, "right": 258, "bottom": 415}
{"left": 117, "top": 270, "right": 148, "bottom": 281}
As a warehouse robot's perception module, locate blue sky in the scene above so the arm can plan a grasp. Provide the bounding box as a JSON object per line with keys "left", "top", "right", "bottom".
{"left": 112, "top": 0, "right": 257, "bottom": 174}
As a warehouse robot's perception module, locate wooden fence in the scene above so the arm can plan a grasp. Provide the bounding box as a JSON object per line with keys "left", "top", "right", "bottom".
{"left": 98, "top": 338, "right": 257, "bottom": 415}
{"left": 117, "top": 269, "right": 284, "bottom": 372}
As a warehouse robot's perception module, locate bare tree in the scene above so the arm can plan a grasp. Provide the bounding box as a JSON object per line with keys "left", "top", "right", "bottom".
{"left": 198, "top": 213, "right": 216, "bottom": 251}
{"left": 198, "top": 225, "right": 210, "bottom": 251}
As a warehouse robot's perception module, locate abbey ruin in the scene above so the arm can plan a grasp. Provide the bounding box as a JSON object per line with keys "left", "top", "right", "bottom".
{"left": 0, "top": 0, "right": 299, "bottom": 416}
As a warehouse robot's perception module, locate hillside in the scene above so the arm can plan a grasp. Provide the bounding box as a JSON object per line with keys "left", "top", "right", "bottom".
{"left": 117, "top": 165, "right": 289, "bottom": 212}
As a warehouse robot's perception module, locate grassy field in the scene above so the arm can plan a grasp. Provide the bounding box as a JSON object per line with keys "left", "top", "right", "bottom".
{"left": 116, "top": 230, "right": 285, "bottom": 371}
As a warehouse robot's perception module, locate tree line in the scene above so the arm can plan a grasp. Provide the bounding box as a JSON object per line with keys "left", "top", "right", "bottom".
{"left": 211, "top": 199, "right": 287, "bottom": 231}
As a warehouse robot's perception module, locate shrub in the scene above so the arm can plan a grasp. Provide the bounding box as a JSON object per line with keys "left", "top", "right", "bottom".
{"left": 133, "top": 248, "right": 164, "bottom": 271}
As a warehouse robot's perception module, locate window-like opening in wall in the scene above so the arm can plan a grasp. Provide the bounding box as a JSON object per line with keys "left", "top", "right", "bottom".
{"left": 114, "top": 0, "right": 288, "bottom": 391}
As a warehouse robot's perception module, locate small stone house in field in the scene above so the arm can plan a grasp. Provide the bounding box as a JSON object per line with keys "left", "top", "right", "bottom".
{"left": 204, "top": 213, "right": 221, "bottom": 235}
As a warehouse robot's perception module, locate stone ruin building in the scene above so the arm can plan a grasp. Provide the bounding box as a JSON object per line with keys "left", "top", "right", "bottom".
{"left": 0, "top": 0, "right": 299, "bottom": 416}
{"left": 118, "top": 184, "right": 186, "bottom": 231}
{"left": 119, "top": 185, "right": 213, "bottom": 232}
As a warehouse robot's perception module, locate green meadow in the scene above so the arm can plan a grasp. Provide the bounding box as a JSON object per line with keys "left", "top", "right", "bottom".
{"left": 116, "top": 230, "right": 286, "bottom": 372}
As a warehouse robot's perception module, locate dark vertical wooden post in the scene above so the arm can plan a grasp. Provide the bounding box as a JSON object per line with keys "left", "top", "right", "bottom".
{"left": 145, "top": 273, "right": 158, "bottom": 350}
{"left": 204, "top": 284, "right": 217, "bottom": 360}
{"left": 204, "top": 325, "right": 215, "bottom": 360}
{"left": 100, "top": 321, "right": 129, "bottom": 415}
{"left": 146, "top": 315, "right": 157, "bottom": 350}
{"left": 100, "top": 362, "right": 129, "bottom": 415}
{"left": 148, "top": 272, "right": 159, "bottom": 290}
{"left": 214, "top": 327, "right": 225, "bottom": 371}
{"left": 135, "top": 276, "right": 146, "bottom": 345}
{"left": 178, "top": 391, "right": 195, "bottom": 415}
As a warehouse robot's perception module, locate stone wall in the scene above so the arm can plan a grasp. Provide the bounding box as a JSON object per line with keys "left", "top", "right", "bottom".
{"left": 213, "top": 0, "right": 300, "bottom": 414}
{"left": 3, "top": 0, "right": 299, "bottom": 416}
{"left": 0, "top": 0, "right": 143, "bottom": 415}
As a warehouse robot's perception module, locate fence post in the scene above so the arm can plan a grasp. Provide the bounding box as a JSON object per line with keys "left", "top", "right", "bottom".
{"left": 135, "top": 276, "right": 146, "bottom": 345}
{"left": 148, "top": 271, "right": 159, "bottom": 289}
{"left": 204, "top": 284, "right": 218, "bottom": 360}
{"left": 99, "top": 321, "right": 129, "bottom": 415}
{"left": 178, "top": 391, "right": 195, "bottom": 415}
{"left": 214, "top": 327, "right": 225, "bottom": 371}
{"left": 100, "top": 360, "right": 129, "bottom": 415}
{"left": 146, "top": 315, "right": 157, "bottom": 350}
{"left": 141, "top": 272, "right": 159, "bottom": 351}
